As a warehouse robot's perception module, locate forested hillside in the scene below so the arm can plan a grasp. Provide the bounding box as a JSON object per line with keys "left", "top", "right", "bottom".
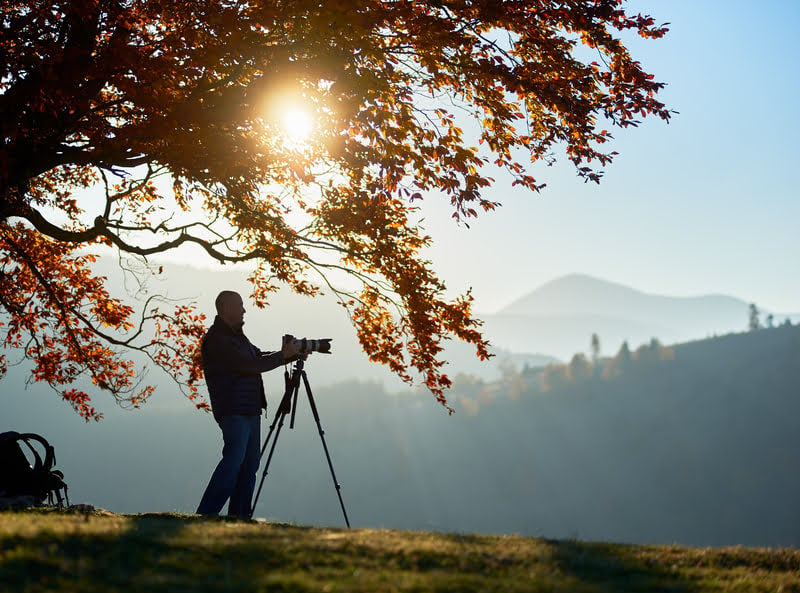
{"left": 3, "top": 325, "right": 799, "bottom": 548}
{"left": 437, "top": 323, "right": 800, "bottom": 546}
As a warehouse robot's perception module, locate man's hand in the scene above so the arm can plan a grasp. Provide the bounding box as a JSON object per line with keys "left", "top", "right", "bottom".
{"left": 281, "top": 335, "right": 301, "bottom": 360}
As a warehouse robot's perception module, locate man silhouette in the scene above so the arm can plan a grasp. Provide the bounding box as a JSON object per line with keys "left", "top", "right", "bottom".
{"left": 196, "top": 290, "right": 300, "bottom": 517}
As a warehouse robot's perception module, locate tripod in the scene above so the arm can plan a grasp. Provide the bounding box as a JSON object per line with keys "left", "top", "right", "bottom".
{"left": 249, "top": 358, "right": 351, "bottom": 527}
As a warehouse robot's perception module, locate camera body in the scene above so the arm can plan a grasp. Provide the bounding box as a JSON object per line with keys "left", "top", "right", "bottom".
{"left": 284, "top": 334, "right": 332, "bottom": 354}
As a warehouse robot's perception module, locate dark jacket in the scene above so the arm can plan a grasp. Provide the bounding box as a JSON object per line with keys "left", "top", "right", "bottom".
{"left": 201, "top": 316, "right": 286, "bottom": 421}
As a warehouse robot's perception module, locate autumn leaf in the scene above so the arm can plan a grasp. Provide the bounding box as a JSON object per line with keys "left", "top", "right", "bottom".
{"left": 0, "top": 0, "right": 672, "bottom": 417}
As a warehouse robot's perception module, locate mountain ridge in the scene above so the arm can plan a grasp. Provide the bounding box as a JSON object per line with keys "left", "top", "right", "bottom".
{"left": 500, "top": 273, "right": 751, "bottom": 319}
{"left": 19, "top": 258, "right": 798, "bottom": 372}
{"left": 480, "top": 273, "right": 797, "bottom": 360}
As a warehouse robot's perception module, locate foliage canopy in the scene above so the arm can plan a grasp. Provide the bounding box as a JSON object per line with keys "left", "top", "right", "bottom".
{"left": 0, "top": 0, "right": 671, "bottom": 418}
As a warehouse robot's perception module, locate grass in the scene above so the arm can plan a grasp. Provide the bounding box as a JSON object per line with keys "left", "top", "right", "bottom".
{"left": 1, "top": 509, "right": 798, "bottom": 592}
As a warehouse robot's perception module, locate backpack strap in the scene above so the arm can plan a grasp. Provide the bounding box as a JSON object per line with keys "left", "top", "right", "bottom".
{"left": 18, "top": 433, "right": 56, "bottom": 472}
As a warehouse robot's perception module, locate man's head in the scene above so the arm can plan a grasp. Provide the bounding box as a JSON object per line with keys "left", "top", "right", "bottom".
{"left": 216, "top": 290, "right": 245, "bottom": 328}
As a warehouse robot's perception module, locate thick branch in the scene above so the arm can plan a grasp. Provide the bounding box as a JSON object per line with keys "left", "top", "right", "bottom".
{"left": 16, "top": 206, "right": 262, "bottom": 262}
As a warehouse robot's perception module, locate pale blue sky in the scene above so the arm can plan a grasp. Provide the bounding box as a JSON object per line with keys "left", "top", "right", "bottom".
{"left": 421, "top": 0, "right": 800, "bottom": 315}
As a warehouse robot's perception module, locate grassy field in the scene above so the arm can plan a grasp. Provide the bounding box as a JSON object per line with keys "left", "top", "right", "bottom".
{"left": 1, "top": 509, "right": 798, "bottom": 592}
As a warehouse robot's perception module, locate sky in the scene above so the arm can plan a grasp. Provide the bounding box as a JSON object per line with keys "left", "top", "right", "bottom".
{"left": 60, "top": 0, "right": 799, "bottom": 320}
{"left": 418, "top": 0, "right": 800, "bottom": 316}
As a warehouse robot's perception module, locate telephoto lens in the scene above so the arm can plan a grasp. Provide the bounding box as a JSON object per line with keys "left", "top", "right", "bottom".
{"left": 286, "top": 336, "right": 332, "bottom": 354}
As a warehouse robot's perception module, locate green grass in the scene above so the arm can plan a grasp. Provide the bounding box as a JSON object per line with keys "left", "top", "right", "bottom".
{"left": 1, "top": 509, "right": 798, "bottom": 592}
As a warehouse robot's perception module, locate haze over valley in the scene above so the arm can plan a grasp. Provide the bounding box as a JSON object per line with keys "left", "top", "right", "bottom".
{"left": 3, "top": 263, "right": 798, "bottom": 548}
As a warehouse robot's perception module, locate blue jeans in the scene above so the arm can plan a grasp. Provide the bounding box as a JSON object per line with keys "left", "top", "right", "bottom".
{"left": 196, "top": 414, "right": 261, "bottom": 517}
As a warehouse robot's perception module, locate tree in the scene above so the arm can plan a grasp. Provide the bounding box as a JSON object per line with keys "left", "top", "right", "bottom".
{"left": 748, "top": 304, "right": 761, "bottom": 332}
{"left": 602, "top": 340, "right": 632, "bottom": 379}
{"left": 1, "top": 0, "right": 672, "bottom": 419}
{"left": 540, "top": 362, "right": 570, "bottom": 393}
{"left": 633, "top": 337, "right": 673, "bottom": 366}
{"left": 567, "top": 352, "right": 592, "bottom": 382}
{"left": 590, "top": 332, "right": 601, "bottom": 366}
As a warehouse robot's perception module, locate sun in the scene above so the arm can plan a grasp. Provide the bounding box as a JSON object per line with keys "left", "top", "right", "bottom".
{"left": 282, "top": 108, "right": 314, "bottom": 143}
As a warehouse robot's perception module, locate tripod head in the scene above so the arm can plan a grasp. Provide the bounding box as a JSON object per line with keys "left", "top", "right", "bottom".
{"left": 277, "top": 358, "right": 308, "bottom": 428}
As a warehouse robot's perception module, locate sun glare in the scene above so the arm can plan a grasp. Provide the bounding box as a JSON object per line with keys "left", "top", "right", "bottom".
{"left": 282, "top": 108, "right": 314, "bottom": 143}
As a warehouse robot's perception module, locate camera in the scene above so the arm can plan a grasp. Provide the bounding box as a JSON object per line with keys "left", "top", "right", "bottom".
{"left": 284, "top": 334, "right": 332, "bottom": 354}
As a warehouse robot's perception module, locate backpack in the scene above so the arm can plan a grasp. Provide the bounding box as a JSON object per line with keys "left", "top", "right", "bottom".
{"left": 0, "top": 431, "right": 69, "bottom": 507}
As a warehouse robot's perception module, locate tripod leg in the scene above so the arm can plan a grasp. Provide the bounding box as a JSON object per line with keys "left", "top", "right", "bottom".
{"left": 301, "top": 371, "right": 351, "bottom": 528}
{"left": 250, "top": 366, "right": 303, "bottom": 518}
{"left": 250, "top": 408, "right": 284, "bottom": 518}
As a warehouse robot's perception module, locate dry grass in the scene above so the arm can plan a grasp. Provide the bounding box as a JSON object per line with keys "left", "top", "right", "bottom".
{"left": 1, "top": 509, "right": 798, "bottom": 592}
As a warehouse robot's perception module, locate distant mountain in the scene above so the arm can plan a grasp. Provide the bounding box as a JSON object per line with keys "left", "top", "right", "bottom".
{"left": 145, "top": 265, "right": 785, "bottom": 371}
{"left": 69, "top": 258, "right": 555, "bottom": 388}
{"left": 3, "top": 259, "right": 793, "bottom": 387}
{"left": 479, "top": 274, "right": 794, "bottom": 360}
{"left": 500, "top": 274, "right": 746, "bottom": 323}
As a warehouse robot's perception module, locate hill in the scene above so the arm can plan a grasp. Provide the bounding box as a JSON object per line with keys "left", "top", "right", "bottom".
{"left": 38, "top": 259, "right": 793, "bottom": 374}
{"left": 67, "top": 257, "right": 556, "bottom": 386}
{"left": 447, "top": 324, "right": 800, "bottom": 547}
{"left": 500, "top": 274, "right": 748, "bottom": 324}
{"left": 3, "top": 324, "right": 798, "bottom": 548}
{"left": 482, "top": 273, "right": 798, "bottom": 360}
{"left": 1, "top": 510, "right": 798, "bottom": 592}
